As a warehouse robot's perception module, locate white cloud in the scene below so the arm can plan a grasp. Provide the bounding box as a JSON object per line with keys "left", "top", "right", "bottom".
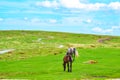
{"left": 92, "top": 27, "right": 102, "bottom": 32}
{"left": 108, "top": 2, "right": 120, "bottom": 10}
{"left": 92, "top": 26, "right": 120, "bottom": 34}
{"left": 24, "top": 17, "right": 28, "bottom": 21}
{"left": 31, "top": 18, "right": 41, "bottom": 23}
{"left": 0, "top": 18, "right": 4, "bottom": 21}
{"left": 92, "top": 27, "right": 113, "bottom": 33}
{"left": 36, "top": 0, "right": 58, "bottom": 8}
{"left": 35, "top": 0, "right": 120, "bottom": 11}
{"left": 30, "top": 18, "right": 57, "bottom": 24}
{"left": 86, "top": 3, "right": 106, "bottom": 10}
{"left": 60, "top": 0, "right": 85, "bottom": 9}
{"left": 61, "top": 17, "right": 83, "bottom": 25}
{"left": 60, "top": 0, "right": 106, "bottom": 10}
{"left": 86, "top": 19, "right": 92, "bottom": 23}
{"left": 112, "top": 26, "right": 120, "bottom": 29}
{"left": 49, "top": 19, "right": 57, "bottom": 23}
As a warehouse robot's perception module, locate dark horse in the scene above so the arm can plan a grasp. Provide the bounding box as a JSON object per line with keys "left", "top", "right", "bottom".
{"left": 63, "top": 48, "right": 76, "bottom": 72}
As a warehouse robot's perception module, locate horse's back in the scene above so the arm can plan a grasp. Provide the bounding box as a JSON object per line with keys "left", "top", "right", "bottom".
{"left": 63, "top": 55, "right": 71, "bottom": 63}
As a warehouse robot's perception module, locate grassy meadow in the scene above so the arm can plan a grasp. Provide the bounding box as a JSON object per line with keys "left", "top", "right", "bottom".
{"left": 0, "top": 30, "right": 120, "bottom": 80}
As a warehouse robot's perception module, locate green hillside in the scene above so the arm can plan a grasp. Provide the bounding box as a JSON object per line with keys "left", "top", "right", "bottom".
{"left": 0, "top": 30, "right": 120, "bottom": 80}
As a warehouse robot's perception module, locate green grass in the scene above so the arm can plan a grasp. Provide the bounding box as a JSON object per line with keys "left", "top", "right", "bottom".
{"left": 0, "top": 30, "right": 120, "bottom": 80}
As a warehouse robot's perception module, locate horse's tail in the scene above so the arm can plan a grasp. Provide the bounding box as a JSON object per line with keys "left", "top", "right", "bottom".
{"left": 75, "top": 50, "right": 79, "bottom": 57}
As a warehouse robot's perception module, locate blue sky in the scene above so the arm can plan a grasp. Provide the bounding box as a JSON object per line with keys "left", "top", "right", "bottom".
{"left": 0, "top": 0, "right": 120, "bottom": 36}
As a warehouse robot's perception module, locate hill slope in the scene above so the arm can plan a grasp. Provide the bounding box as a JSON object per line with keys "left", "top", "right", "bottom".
{"left": 0, "top": 30, "right": 120, "bottom": 80}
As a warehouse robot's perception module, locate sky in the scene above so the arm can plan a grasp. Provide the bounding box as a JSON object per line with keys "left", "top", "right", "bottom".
{"left": 0, "top": 0, "right": 120, "bottom": 36}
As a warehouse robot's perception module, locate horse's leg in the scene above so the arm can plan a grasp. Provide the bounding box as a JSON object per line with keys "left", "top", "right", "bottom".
{"left": 69, "top": 56, "right": 72, "bottom": 72}
{"left": 63, "top": 62, "right": 66, "bottom": 71}
{"left": 70, "top": 62, "right": 72, "bottom": 72}
{"left": 67, "top": 62, "right": 69, "bottom": 72}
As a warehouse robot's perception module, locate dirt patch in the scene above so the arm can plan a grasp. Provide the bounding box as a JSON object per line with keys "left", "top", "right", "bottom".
{"left": 83, "top": 60, "right": 97, "bottom": 64}
{"left": 98, "top": 37, "right": 111, "bottom": 43}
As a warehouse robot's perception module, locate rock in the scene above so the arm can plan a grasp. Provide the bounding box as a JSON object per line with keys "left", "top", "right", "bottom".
{"left": 58, "top": 45, "right": 64, "bottom": 48}
{"left": 0, "top": 49, "right": 15, "bottom": 54}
